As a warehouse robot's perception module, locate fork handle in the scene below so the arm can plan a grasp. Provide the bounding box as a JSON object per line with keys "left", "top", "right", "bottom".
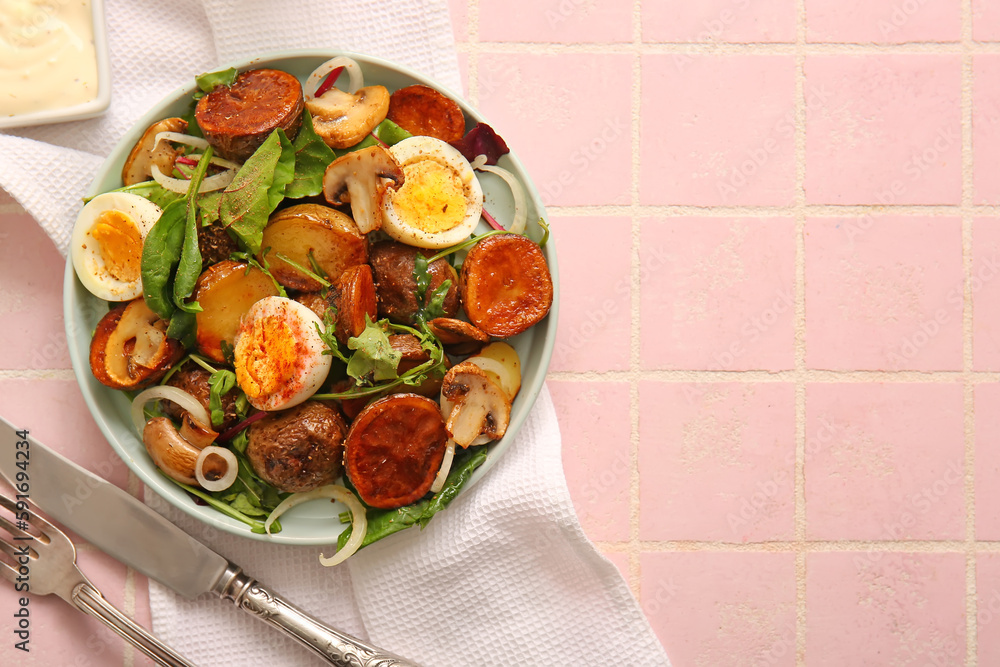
{"left": 72, "top": 583, "right": 197, "bottom": 667}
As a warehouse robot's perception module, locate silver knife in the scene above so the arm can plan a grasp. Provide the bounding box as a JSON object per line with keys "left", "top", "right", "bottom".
{"left": 0, "top": 417, "right": 422, "bottom": 667}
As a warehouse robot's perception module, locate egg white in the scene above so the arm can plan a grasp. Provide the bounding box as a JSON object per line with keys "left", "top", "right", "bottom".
{"left": 71, "top": 192, "right": 162, "bottom": 301}
{"left": 382, "top": 136, "right": 483, "bottom": 249}
{"left": 233, "top": 296, "right": 332, "bottom": 411}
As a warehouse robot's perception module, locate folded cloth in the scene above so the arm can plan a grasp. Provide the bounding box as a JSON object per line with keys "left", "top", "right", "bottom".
{"left": 1, "top": 0, "right": 669, "bottom": 664}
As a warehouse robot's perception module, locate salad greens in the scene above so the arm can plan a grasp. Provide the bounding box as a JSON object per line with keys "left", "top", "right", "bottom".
{"left": 285, "top": 110, "right": 337, "bottom": 199}
{"left": 120, "top": 63, "right": 536, "bottom": 555}
{"left": 216, "top": 130, "right": 295, "bottom": 255}
{"left": 346, "top": 317, "right": 402, "bottom": 382}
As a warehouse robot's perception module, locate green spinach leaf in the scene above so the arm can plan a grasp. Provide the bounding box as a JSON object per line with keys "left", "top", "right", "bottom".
{"left": 93, "top": 181, "right": 183, "bottom": 209}
{"left": 285, "top": 110, "right": 337, "bottom": 199}
{"left": 172, "top": 146, "right": 214, "bottom": 313}
{"left": 196, "top": 67, "right": 238, "bottom": 93}
{"left": 141, "top": 199, "right": 187, "bottom": 319}
{"left": 165, "top": 311, "right": 197, "bottom": 349}
{"left": 219, "top": 130, "right": 295, "bottom": 254}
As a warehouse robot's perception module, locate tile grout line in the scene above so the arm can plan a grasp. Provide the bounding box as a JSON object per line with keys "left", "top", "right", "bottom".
{"left": 628, "top": 0, "right": 643, "bottom": 601}
{"left": 962, "top": 0, "right": 978, "bottom": 662}
{"left": 543, "top": 203, "right": 1000, "bottom": 216}
{"left": 467, "top": 0, "right": 480, "bottom": 108}
{"left": 595, "top": 539, "right": 1000, "bottom": 552}
{"left": 547, "top": 369, "right": 1000, "bottom": 382}
{"left": 794, "top": 1, "right": 808, "bottom": 664}
{"left": 458, "top": 41, "right": 1000, "bottom": 55}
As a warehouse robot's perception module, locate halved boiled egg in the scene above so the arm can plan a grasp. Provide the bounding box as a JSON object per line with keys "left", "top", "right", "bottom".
{"left": 233, "top": 296, "right": 332, "bottom": 411}
{"left": 381, "top": 136, "right": 483, "bottom": 249}
{"left": 71, "top": 192, "right": 162, "bottom": 301}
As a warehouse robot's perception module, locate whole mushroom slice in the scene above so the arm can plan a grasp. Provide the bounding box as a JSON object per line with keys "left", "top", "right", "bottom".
{"left": 440, "top": 362, "right": 512, "bottom": 448}
{"left": 89, "top": 299, "right": 185, "bottom": 390}
{"left": 143, "top": 416, "right": 227, "bottom": 488}
{"left": 121, "top": 117, "right": 189, "bottom": 186}
{"left": 322, "top": 146, "right": 404, "bottom": 234}
{"left": 306, "top": 85, "right": 390, "bottom": 149}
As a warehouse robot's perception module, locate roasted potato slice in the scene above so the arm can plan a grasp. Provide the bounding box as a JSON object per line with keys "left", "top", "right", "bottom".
{"left": 262, "top": 204, "right": 367, "bottom": 291}
{"left": 387, "top": 85, "right": 466, "bottom": 143}
{"left": 90, "top": 299, "right": 184, "bottom": 390}
{"left": 195, "top": 69, "right": 304, "bottom": 161}
{"left": 193, "top": 260, "right": 280, "bottom": 362}
{"left": 460, "top": 234, "right": 553, "bottom": 338}
{"left": 344, "top": 393, "right": 448, "bottom": 509}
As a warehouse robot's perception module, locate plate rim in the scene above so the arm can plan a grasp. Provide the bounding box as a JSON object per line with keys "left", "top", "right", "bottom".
{"left": 64, "top": 48, "right": 559, "bottom": 546}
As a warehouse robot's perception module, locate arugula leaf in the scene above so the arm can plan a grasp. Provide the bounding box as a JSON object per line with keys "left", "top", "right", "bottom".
{"left": 346, "top": 317, "right": 401, "bottom": 383}
{"left": 337, "top": 446, "right": 488, "bottom": 551}
{"left": 315, "top": 308, "right": 349, "bottom": 363}
{"left": 285, "top": 110, "right": 337, "bottom": 199}
{"left": 141, "top": 199, "right": 187, "bottom": 319}
{"left": 538, "top": 217, "right": 550, "bottom": 248}
{"left": 172, "top": 146, "right": 214, "bottom": 313}
{"left": 208, "top": 369, "right": 237, "bottom": 428}
{"left": 219, "top": 130, "right": 295, "bottom": 254}
{"left": 412, "top": 253, "right": 431, "bottom": 304}
{"left": 196, "top": 67, "right": 238, "bottom": 93}
{"left": 422, "top": 279, "right": 452, "bottom": 321}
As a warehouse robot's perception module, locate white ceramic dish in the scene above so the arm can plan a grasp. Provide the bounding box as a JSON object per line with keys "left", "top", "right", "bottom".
{"left": 0, "top": 0, "right": 111, "bottom": 129}
{"left": 64, "top": 50, "right": 559, "bottom": 546}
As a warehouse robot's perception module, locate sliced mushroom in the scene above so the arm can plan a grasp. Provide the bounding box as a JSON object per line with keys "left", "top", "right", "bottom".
{"left": 322, "top": 146, "right": 404, "bottom": 234}
{"left": 121, "top": 118, "right": 189, "bottom": 186}
{"left": 143, "top": 417, "right": 204, "bottom": 486}
{"left": 440, "top": 361, "right": 511, "bottom": 448}
{"left": 90, "top": 299, "right": 185, "bottom": 390}
{"left": 306, "top": 85, "right": 390, "bottom": 149}
{"left": 179, "top": 412, "right": 219, "bottom": 449}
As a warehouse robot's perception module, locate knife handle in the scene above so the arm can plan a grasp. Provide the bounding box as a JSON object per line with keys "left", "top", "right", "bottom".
{"left": 214, "top": 563, "right": 423, "bottom": 667}
{"left": 73, "top": 582, "right": 197, "bottom": 667}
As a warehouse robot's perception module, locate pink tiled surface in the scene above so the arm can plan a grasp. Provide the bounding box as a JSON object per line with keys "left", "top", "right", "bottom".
{"left": 3, "top": 1, "right": 1000, "bottom": 665}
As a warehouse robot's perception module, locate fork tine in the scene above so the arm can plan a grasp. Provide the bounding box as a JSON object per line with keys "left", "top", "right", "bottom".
{"left": 0, "top": 535, "right": 32, "bottom": 563}
{"left": 0, "top": 508, "right": 35, "bottom": 542}
{"left": 0, "top": 493, "right": 54, "bottom": 543}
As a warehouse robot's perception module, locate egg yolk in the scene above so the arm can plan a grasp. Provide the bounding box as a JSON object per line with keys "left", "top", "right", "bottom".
{"left": 88, "top": 210, "right": 142, "bottom": 282}
{"left": 235, "top": 314, "right": 298, "bottom": 401}
{"left": 393, "top": 159, "right": 466, "bottom": 233}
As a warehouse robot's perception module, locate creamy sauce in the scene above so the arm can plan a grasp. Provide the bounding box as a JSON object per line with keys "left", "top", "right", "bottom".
{"left": 0, "top": 0, "right": 98, "bottom": 117}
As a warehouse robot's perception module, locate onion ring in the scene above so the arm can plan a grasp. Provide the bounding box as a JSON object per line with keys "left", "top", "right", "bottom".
{"left": 151, "top": 164, "right": 236, "bottom": 194}
{"left": 304, "top": 56, "right": 364, "bottom": 99}
{"left": 430, "top": 440, "right": 456, "bottom": 494}
{"left": 194, "top": 446, "right": 237, "bottom": 492}
{"left": 264, "top": 485, "right": 368, "bottom": 566}
{"left": 471, "top": 155, "right": 526, "bottom": 234}
{"left": 131, "top": 385, "right": 210, "bottom": 435}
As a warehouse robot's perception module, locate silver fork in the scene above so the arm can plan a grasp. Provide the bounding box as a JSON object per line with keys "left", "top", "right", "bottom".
{"left": 0, "top": 493, "right": 197, "bottom": 667}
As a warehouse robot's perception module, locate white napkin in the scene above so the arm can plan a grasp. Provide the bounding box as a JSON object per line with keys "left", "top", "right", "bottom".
{"left": 1, "top": 1, "right": 669, "bottom": 664}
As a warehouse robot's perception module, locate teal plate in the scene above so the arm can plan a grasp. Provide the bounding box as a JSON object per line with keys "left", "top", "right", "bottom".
{"left": 64, "top": 50, "right": 559, "bottom": 546}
